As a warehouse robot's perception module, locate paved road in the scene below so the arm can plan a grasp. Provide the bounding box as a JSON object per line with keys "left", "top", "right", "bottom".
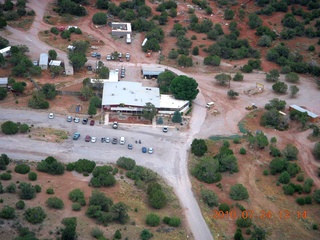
{"left": 2, "top": 1, "right": 214, "bottom": 239}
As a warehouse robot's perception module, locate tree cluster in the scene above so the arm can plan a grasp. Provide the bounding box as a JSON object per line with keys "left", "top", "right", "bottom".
{"left": 55, "top": 0, "right": 87, "bottom": 16}
{"left": 147, "top": 182, "right": 167, "bottom": 209}
{"left": 116, "top": 157, "right": 136, "bottom": 170}
{"left": 90, "top": 165, "right": 116, "bottom": 187}
{"left": 1, "top": 121, "right": 29, "bottom": 135}
{"left": 37, "top": 156, "right": 65, "bottom": 175}
{"left": 74, "top": 159, "right": 96, "bottom": 173}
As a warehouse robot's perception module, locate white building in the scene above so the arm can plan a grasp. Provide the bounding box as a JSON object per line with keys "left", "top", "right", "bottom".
{"left": 0, "top": 46, "right": 11, "bottom": 57}
{"left": 111, "top": 22, "right": 132, "bottom": 37}
{"left": 0, "top": 77, "right": 8, "bottom": 88}
{"left": 39, "top": 53, "right": 48, "bottom": 70}
{"left": 159, "top": 95, "right": 189, "bottom": 114}
{"left": 141, "top": 65, "right": 166, "bottom": 79}
{"left": 49, "top": 60, "right": 62, "bottom": 66}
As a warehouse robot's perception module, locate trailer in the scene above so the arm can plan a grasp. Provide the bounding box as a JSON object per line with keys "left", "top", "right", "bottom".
{"left": 126, "top": 34, "right": 131, "bottom": 44}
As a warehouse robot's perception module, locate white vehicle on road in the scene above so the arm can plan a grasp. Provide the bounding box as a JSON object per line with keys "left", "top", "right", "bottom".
{"left": 91, "top": 137, "right": 97, "bottom": 143}
{"left": 48, "top": 113, "right": 54, "bottom": 119}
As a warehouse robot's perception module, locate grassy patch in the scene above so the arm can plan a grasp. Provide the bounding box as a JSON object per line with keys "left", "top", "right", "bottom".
{"left": 8, "top": 16, "right": 34, "bottom": 30}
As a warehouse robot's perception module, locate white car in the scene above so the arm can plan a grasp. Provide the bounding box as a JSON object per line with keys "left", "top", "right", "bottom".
{"left": 91, "top": 137, "right": 97, "bottom": 143}
{"left": 106, "top": 137, "right": 110, "bottom": 143}
{"left": 74, "top": 117, "right": 80, "bottom": 123}
{"left": 48, "top": 113, "right": 54, "bottom": 119}
{"left": 148, "top": 147, "right": 154, "bottom": 154}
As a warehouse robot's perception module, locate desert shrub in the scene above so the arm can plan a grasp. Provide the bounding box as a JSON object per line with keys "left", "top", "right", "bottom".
{"left": 140, "top": 229, "right": 153, "bottom": 240}
{"left": 296, "top": 174, "right": 304, "bottom": 182}
{"left": 230, "top": 184, "right": 249, "bottom": 200}
{"left": 46, "top": 188, "right": 54, "bottom": 194}
{"left": 191, "top": 157, "right": 221, "bottom": 183}
{"left": 90, "top": 165, "right": 116, "bottom": 187}
{"left": 201, "top": 189, "right": 219, "bottom": 207}
{"left": 279, "top": 171, "right": 291, "bottom": 184}
{"left": 283, "top": 185, "right": 295, "bottom": 195}
{"left": 0, "top": 173, "right": 11, "bottom": 180}
{"left": 313, "top": 189, "right": 320, "bottom": 203}
{"left": 50, "top": 27, "right": 59, "bottom": 35}
{"left": 6, "top": 182, "right": 16, "bottom": 193}
{"left": 15, "top": 164, "right": 30, "bottom": 174}
{"left": 19, "top": 123, "right": 29, "bottom": 133}
{"left": 269, "top": 157, "right": 287, "bottom": 175}
{"left": 168, "top": 217, "right": 181, "bottom": 227}
{"left": 24, "top": 206, "right": 46, "bottom": 224}
{"left": 149, "top": 189, "right": 167, "bottom": 209}
{"left": 219, "top": 203, "right": 230, "bottom": 213}
{"left": 19, "top": 182, "right": 36, "bottom": 200}
{"left": 89, "top": 190, "right": 113, "bottom": 212}
{"left": 116, "top": 157, "right": 136, "bottom": 170}
{"left": 146, "top": 213, "right": 160, "bottom": 226}
{"left": 34, "top": 185, "right": 41, "bottom": 193}
{"left": 233, "top": 138, "right": 241, "bottom": 144}
{"left": 0, "top": 182, "right": 3, "bottom": 194}
{"left": 72, "top": 202, "right": 81, "bottom": 211}
{"left": 46, "top": 197, "right": 64, "bottom": 209}
{"left": 0, "top": 205, "right": 15, "bottom": 219}
{"left": 236, "top": 217, "right": 252, "bottom": 228}
{"left": 305, "top": 196, "right": 312, "bottom": 204}
{"left": 296, "top": 197, "right": 305, "bottom": 205}
{"left": 263, "top": 170, "right": 269, "bottom": 176}
{"left": 66, "top": 163, "right": 75, "bottom": 171}
{"left": 91, "top": 227, "right": 104, "bottom": 239}
{"left": 28, "top": 172, "right": 37, "bottom": 181}
{"left": 191, "top": 139, "right": 208, "bottom": 157}
{"left": 1, "top": 121, "right": 18, "bottom": 135}
{"left": 69, "top": 188, "right": 85, "bottom": 204}
{"left": 16, "top": 200, "right": 25, "bottom": 210}
{"left": 0, "top": 154, "right": 10, "bottom": 170}
{"left": 74, "top": 159, "right": 96, "bottom": 173}
{"left": 126, "top": 165, "right": 157, "bottom": 182}
{"left": 239, "top": 148, "right": 246, "bottom": 154}
{"left": 37, "top": 156, "right": 64, "bottom": 175}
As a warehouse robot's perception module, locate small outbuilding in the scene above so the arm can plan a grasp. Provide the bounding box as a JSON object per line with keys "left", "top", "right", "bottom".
{"left": 141, "top": 65, "right": 166, "bottom": 79}
{"left": 0, "top": 46, "right": 11, "bottom": 57}
{"left": 49, "top": 60, "right": 62, "bottom": 66}
{"left": 111, "top": 22, "right": 132, "bottom": 37}
{"left": 0, "top": 77, "right": 8, "bottom": 88}
{"left": 39, "top": 53, "right": 48, "bottom": 70}
{"left": 289, "top": 104, "right": 319, "bottom": 123}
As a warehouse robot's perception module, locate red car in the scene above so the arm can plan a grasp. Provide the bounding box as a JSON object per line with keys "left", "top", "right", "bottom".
{"left": 85, "top": 135, "right": 91, "bottom": 142}
{"left": 90, "top": 120, "right": 95, "bottom": 126}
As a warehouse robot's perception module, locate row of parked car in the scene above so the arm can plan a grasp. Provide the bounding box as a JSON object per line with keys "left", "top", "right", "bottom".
{"left": 67, "top": 116, "right": 95, "bottom": 126}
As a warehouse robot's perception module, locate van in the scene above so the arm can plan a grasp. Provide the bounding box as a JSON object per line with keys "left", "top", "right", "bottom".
{"left": 205, "top": 102, "right": 215, "bottom": 108}
{"left": 120, "top": 137, "right": 125, "bottom": 145}
{"left": 163, "top": 126, "right": 168, "bottom": 132}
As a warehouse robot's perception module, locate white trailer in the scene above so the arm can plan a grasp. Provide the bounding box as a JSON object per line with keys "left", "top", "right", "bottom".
{"left": 126, "top": 34, "right": 131, "bottom": 44}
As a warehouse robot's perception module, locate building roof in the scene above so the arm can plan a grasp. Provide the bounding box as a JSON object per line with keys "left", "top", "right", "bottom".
{"left": 102, "top": 81, "right": 160, "bottom": 108}
{"left": 0, "top": 46, "right": 11, "bottom": 53}
{"left": 109, "top": 70, "right": 118, "bottom": 82}
{"left": 290, "top": 104, "right": 319, "bottom": 118}
{"left": 39, "top": 53, "right": 48, "bottom": 65}
{"left": 142, "top": 65, "right": 166, "bottom": 76}
{"left": 160, "top": 95, "right": 189, "bottom": 109}
{"left": 0, "top": 77, "right": 8, "bottom": 85}
{"left": 111, "top": 22, "right": 132, "bottom": 32}
{"left": 62, "top": 56, "right": 74, "bottom": 75}
{"left": 49, "top": 60, "right": 62, "bottom": 66}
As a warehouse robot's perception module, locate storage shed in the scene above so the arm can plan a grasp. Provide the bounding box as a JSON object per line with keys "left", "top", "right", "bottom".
{"left": 141, "top": 65, "right": 166, "bottom": 79}
{"left": 0, "top": 47, "right": 11, "bottom": 57}
{"left": 39, "top": 53, "right": 48, "bottom": 70}
{"left": 289, "top": 104, "right": 319, "bottom": 123}
{"left": 0, "top": 77, "right": 8, "bottom": 88}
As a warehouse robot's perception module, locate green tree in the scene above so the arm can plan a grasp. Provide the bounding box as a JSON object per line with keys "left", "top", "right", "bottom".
{"left": 37, "top": 156, "right": 65, "bottom": 175}
{"left": 289, "top": 85, "right": 299, "bottom": 98}
{"left": 313, "top": 189, "right": 320, "bottom": 203}
{"left": 69, "top": 52, "right": 87, "bottom": 71}
{"left": 241, "top": 65, "right": 252, "bottom": 73}
{"left": 46, "top": 197, "right": 64, "bottom": 209}
{"left": 233, "top": 72, "right": 243, "bottom": 81}
{"left": 140, "top": 229, "right": 153, "bottom": 240}
{"left": 251, "top": 225, "right": 266, "bottom": 240}
{"left": 25, "top": 206, "right": 46, "bottom": 224}
{"left": 248, "top": 13, "right": 262, "bottom": 29}
{"left": 116, "top": 157, "right": 136, "bottom": 170}
{"left": 41, "top": 83, "right": 57, "bottom": 100}
{"left": 279, "top": 171, "right": 291, "bottom": 184}
{"left": 80, "top": 86, "right": 93, "bottom": 101}
{"left": 177, "top": 55, "right": 193, "bottom": 67}
{"left": 236, "top": 217, "right": 252, "bottom": 228}
{"left": 28, "top": 92, "right": 49, "bottom": 109}
{"left": 149, "top": 190, "right": 167, "bottom": 209}
{"left": 227, "top": 89, "right": 239, "bottom": 99}
{"left": 258, "top": 35, "right": 272, "bottom": 47}
{"left": 224, "top": 9, "right": 234, "bottom": 20}
{"left": 201, "top": 189, "right": 218, "bottom": 207}
{"left": 19, "top": 182, "right": 36, "bottom": 200}
{"left": 215, "top": 73, "right": 231, "bottom": 86}
{"left": 6, "top": 182, "right": 16, "bottom": 193}
{"left": 283, "top": 144, "right": 299, "bottom": 161}
{"left": 89, "top": 190, "right": 113, "bottom": 212}
{"left": 170, "top": 75, "right": 199, "bottom": 101}
{"left": 192, "top": 46, "right": 199, "bottom": 55}
{"left": 218, "top": 154, "right": 239, "bottom": 173}
{"left": 0, "top": 205, "right": 15, "bottom": 219}
{"left": 15, "top": 164, "right": 30, "bottom": 174}
{"left": 146, "top": 213, "right": 160, "bottom": 226}
{"left": 266, "top": 69, "right": 280, "bottom": 82}
{"left": 98, "top": 66, "right": 109, "bottom": 79}
{"left": 255, "top": 132, "right": 269, "bottom": 149}
{"left": 0, "top": 18, "right": 7, "bottom": 29}
{"left": 69, "top": 188, "right": 85, "bottom": 204}
{"left": 272, "top": 82, "right": 288, "bottom": 93}
{"left": 157, "top": 71, "right": 176, "bottom": 93}
{"left": 191, "top": 139, "right": 208, "bottom": 157}
{"left": 269, "top": 157, "right": 287, "bottom": 174}
{"left": 265, "top": 98, "right": 286, "bottom": 110}
{"left": 28, "top": 172, "right": 37, "bottom": 181}
{"left": 12, "top": 82, "right": 25, "bottom": 93}
{"left": 92, "top": 12, "right": 107, "bottom": 25}
{"left": 142, "top": 102, "right": 157, "bottom": 121}
{"left": 114, "top": 229, "right": 122, "bottom": 239}
{"left": 1, "top": 121, "right": 18, "bottom": 135}
{"left": 191, "top": 157, "right": 221, "bottom": 183}
{"left": 16, "top": 200, "right": 25, "bottom": 209}
{"left": 111, "top": 202, "right": 129, "bottom": 224}
{"left": 88, "top": 103, "right": 97, "bottom": 117}
{"left": 285, "top": 72, "right": 300, "bottom": 83}
{"left": 313, "top": 142, "right": 320, "bottom": 160}
{"left": 48, "top": 49, "right": 57, "bottom": 60}
{"left": 204, "top": 55, "right": 221, "bottom": 66}
{"left": 229, "top": 184, "right": 249, "bottom": 200}
{"left": 172, "top": 110, "right": 182, "bottom": 123}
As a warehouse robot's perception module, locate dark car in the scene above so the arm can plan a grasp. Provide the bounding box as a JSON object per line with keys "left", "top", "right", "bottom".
{"left": 87, "top": 65, "right": 92, "bottom": 71}
{"left": 82, "top": 118, "right": 88, "bottom": 124}
{"left": 112, "top": 137, "right": 118, "bottom": 144}
{"left": 85, "top": 135, "right": 91, "bottom": 142}
{"left": 142, "top": 147, "right": 147, "bottom": 153}
{"left": 101, "top": 137, "right": 106, "bottom": 143}
{"left": 128, "top": 144, "right": 133, "bottom": 150}
{"left": 73, "top": 132, "right": 80, "bottom": 140}
{"left": 90, "top": 120, "right": 95, "bottom": 126}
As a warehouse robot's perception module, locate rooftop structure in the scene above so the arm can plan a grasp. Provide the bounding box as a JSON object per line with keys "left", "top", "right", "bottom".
{"left": 159, "top": 95, "right": 189, "bottom": 114}
{"left": 289, "top": 104, "right": 319, "bottom": 122}
{"left": 49, "top": 60, "right": 62, "bottom": 66}
{"left": 111, "top": 22, "right": 132, "bottom": 37}
{"left": 0, "top": 77, "right": 8, "bottom": 87}
{"left": 39, "top": 53, "right": 48, "bottom": 70}
{"left": 0, "top": 46, "right": 11, "bottom": 57}
{"left": 141, "top": 65, "right": 166, "bottom": 78}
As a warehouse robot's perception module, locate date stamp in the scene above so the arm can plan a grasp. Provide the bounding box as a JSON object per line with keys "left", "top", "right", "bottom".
{"left": 212, "top": 210, "right": 307, "bottom": 220}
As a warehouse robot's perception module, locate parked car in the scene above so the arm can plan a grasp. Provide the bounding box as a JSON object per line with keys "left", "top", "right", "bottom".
{"left": 112, "top": 137, "right": 117, "bottom": 144}
{"left": 90, "top": 120, "right": 95, "bottom": 126}
{"left": 96, "top": 53, "right": 101, "bottom": 60}
{"left": 126, "top": 52, "right": 130, "bottom": 61}
{"left": 73, "top": 132, "right": 80, "bottom": 140}
{"left": 101, "top": 137, "right": 106, "bottom": 143}
{"left": 163, "top": 126, "right": 168, "bottom": 132}
{"left": 148, "top": 147, "right": 154, "bottom": 154}
{"left": 48, "top": 113, "right": 54, "bottom": 119}
{"left": 91, "top": 52, "right": 97, "bottom": 57}
{"left": 74, "top": 117, "right": 80, "bottom": 123}
{"left": 33, "top": 60, "right": 38, "bottom": 66}
{"left": 128, "top": 144, "right": 133, "bottom": 150}
{"left": 67, "top": 116, "right": 73, "bottom": 122}
{"left": 106, "top": 137, "right": 110, "bottom": 143}
{"left": 142, "top": 147, "right": 147, "bottom": 153}
{"left": 118, "top": 53, "right": 123, "bottom": 58}
{"left": 85, "top": 135, "right": 91, "bottom": 142}
{"left": 82, "top": 118, "right": 88, "bottom": 124}
{"left": 91, "top": 137, "right": 97, "bottom": 143}
{"left": 87, "top": 65, "right": 92, "bottom": 71}
{"left": 106, "top": 54, "right": 111, "bottom": 61}
{"left": 112, "top": 122, "right": 118, "bottom": 129}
